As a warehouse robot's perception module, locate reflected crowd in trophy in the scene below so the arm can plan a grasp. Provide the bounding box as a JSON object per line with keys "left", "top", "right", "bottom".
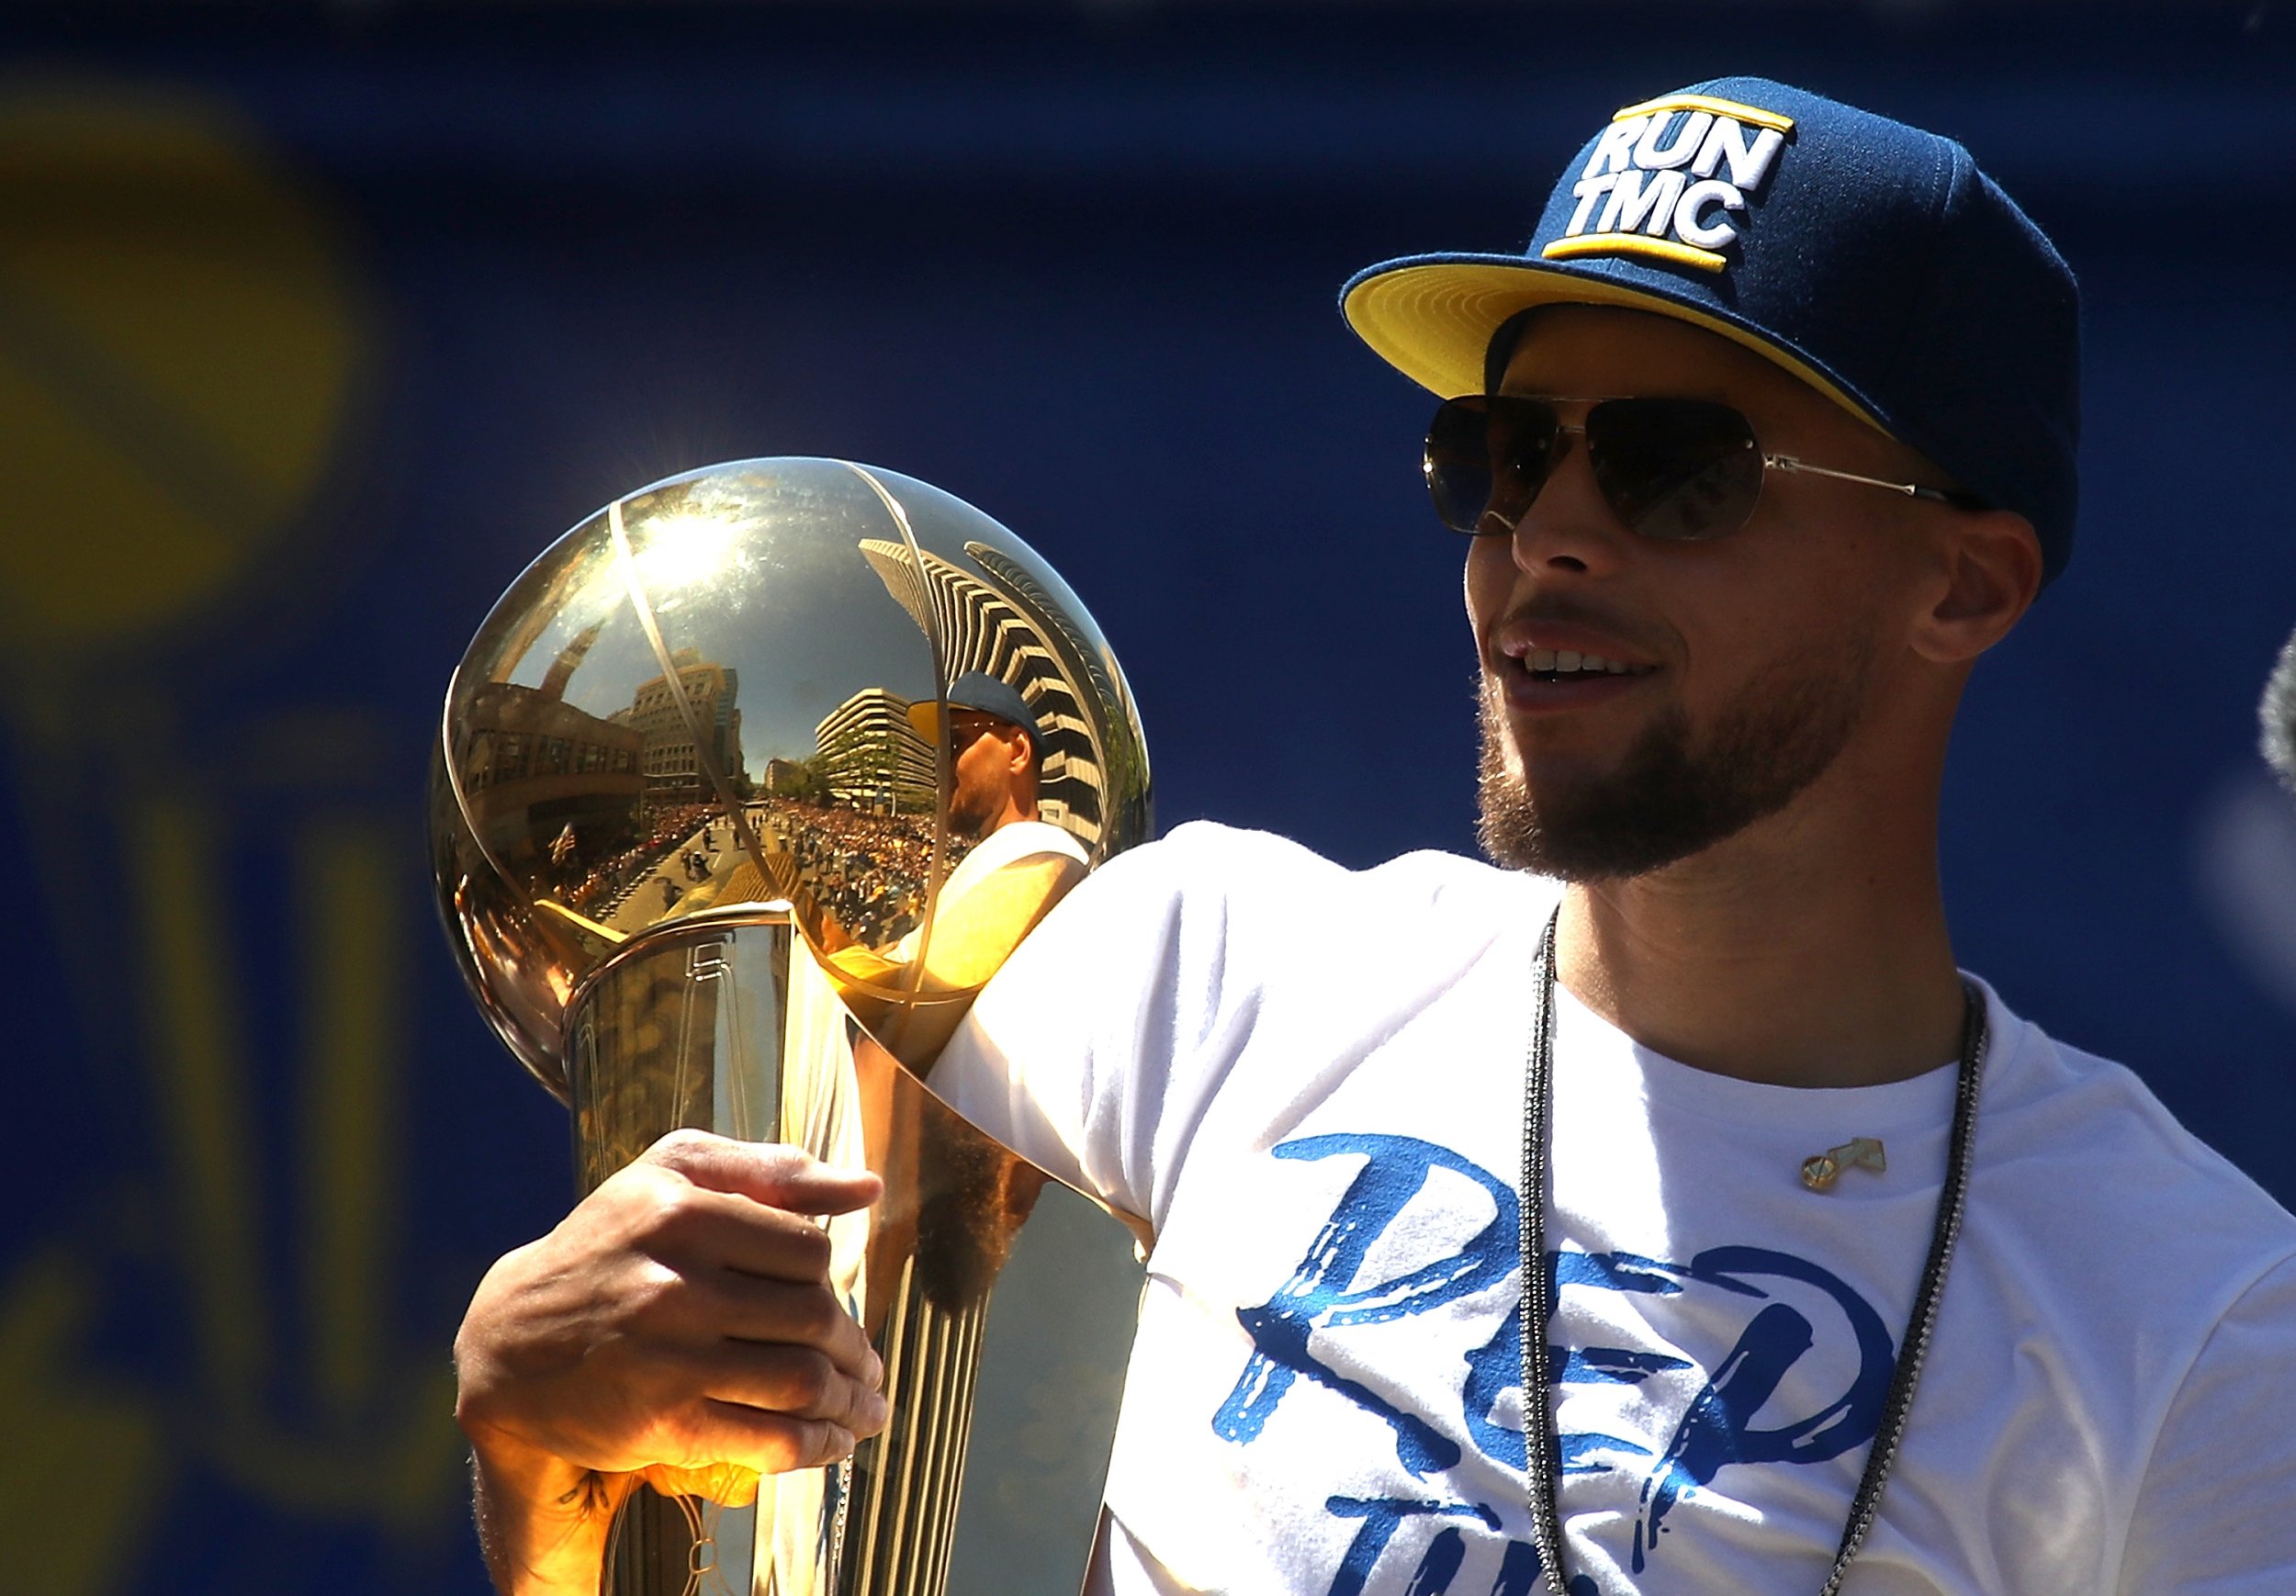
{"left": 557, "top": 804, "right": 719, "bottom": 917}
{"left": 756, "top": 800, "right": 940, "bottom": 954}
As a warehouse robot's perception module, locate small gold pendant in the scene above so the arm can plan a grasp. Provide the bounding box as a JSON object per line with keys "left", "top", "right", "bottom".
{"left": 1801, "top": 1136, "right": 1886, "bottom": 1191}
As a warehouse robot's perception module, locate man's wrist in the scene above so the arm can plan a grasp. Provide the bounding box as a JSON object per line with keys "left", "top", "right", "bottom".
{"left": 467, "top": 1427, "right": 617, "bottom": 1596}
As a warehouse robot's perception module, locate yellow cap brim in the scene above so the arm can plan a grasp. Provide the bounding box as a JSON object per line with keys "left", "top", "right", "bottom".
{"left": 1340, "top": 257, "right": 1886, "bottom": 433}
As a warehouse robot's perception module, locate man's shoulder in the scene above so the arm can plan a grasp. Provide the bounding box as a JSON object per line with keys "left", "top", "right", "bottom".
{"left": 1027, "top": 824, "right": 1548, "bottom": 1016}
{"left": 1982, "top": 993, "right": 2296, "bottom": 1291}
{"left": 967, "top": 817, "right": 1090, "bottom": 873}
{"left": 1091, "top": 820, "right": 1549, "bottom": 920}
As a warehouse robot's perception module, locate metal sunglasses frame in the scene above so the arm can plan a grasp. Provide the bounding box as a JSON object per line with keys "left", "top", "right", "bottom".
{"left": 1426, "top": 394, "right": 1987, "bottom": 538}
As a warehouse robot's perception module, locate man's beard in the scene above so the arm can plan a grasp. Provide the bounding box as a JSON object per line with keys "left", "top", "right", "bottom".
{"left": 946, "top": 783, "right": 994, "bottom": 842}
{"left": 1476, "top": 634, "right": 1875, "bottom": 882}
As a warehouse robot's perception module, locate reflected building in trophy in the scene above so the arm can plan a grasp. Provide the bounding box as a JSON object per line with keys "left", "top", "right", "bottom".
{"left": 455, "top": 622, "right": 647, "bottom": 884}
{"left": 814, "top": 686, "right": 937, "bottom": 816}
{"left": 617, "top": 648, "right": 749, "bottom": 807}
{"left": 453, "top": 635, "right": 760, "bottom": 934}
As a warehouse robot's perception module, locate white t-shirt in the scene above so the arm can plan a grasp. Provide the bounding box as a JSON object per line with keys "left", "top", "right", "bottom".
{"left": 890, "top": 818, "right": 1090, "bottom": 961}
{"left": 940, "top": 817, "right": 1090, "bottom": 905}
{"left": 934, "top": 822, "right": 2296, "bottom": 1596}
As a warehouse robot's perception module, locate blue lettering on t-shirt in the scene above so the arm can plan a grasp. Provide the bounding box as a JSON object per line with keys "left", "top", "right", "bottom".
{"left": 1216, "top": 1133, "right": 1897, "bottom": 1591}
{"left": 1627, "top": 1245, "right": 1896, "bottom": 1571}
{"left": 1323, "top": 1497, "right": 1499, "bottom": 1596}
{"left": 1213, "top": 1134, "right": 1518, "bottom": 1476}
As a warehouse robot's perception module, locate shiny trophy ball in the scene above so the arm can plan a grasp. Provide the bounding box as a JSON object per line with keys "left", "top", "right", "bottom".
{"left": 433, "top": 459, "right": 1153, "bottom": 1596}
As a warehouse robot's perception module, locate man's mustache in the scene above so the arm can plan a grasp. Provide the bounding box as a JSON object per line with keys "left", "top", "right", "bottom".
{"left": 1484, "top": 596, "right": 1662, "bottom": 655}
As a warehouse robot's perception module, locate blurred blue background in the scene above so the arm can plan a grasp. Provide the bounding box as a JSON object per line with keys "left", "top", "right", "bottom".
{"left": 0, "top": 4, "right": 2290, "bottom": 1590}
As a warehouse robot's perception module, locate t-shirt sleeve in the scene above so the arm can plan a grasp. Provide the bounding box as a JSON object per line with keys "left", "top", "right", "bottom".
{"left": 926, "top": 826, "right": 1255, "bottom": 1234}
{"left": 2116, "top": 1250, "right": 2296, "bottom": 1594}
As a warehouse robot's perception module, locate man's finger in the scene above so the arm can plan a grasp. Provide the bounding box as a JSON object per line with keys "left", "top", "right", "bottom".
{"left": 700, "top": 1276, "right": 881, "bottom": 1382}
{"left": 694, "top": 1399, "right": 859, "bottom": 1474}
{"left": 643, "top": 1186, "right": 838, "bottom": 1285}
{"left": 640, "top": 1129, "right": 883, "bottom": 1216}
{"left": 702, "top": 1343, "right": 891, "bottom": 1437}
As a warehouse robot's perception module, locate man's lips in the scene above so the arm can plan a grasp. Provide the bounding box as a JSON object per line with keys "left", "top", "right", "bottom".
{"left": 1491, "top": 657, "right": 1649, "bottom": 714}
{"left": 1486, "top": 617, "right": 1660, "bottom": 672}
{"left": 1486, "top": 619, "right": 1661, "bottom": 714}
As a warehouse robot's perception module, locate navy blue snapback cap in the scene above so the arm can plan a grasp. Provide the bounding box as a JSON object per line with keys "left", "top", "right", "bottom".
{"left": 1342, "top": 77, "right": 2082, "bottom": 583}
{"left": 906, "top": 671, "right": 1040, "bottom": 746}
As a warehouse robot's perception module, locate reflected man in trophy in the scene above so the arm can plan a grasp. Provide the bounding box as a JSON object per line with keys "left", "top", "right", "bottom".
{"left": 846, "top": 672, "right": 1090, "bottom": 1065}
{"left": 774, "top": 670, "right": 1088, "bottom": 1072}
{"left": 920, "top": 672, "right": 1091, "bottom": 894}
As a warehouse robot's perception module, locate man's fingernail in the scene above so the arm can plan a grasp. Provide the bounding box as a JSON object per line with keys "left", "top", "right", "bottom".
{"left": 866, "top": 1349, "right": 885, "bottom": 1387}
{"left": 862, "top": 1390, "right": 890, "bottom": 1429}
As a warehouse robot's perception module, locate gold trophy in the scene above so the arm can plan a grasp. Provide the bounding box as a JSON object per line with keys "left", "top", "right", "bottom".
{"left": 431, "top": 459, "right": 1153, "bottom": 1596}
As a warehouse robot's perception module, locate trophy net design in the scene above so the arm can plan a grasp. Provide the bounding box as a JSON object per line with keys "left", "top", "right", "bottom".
{"left": 432, "top": 459, "right": 1154, "bottom": 1596}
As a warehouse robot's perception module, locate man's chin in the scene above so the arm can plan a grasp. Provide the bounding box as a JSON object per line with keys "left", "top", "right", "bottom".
{"left": 944, "top": 807, "right": 990, "bottom": 843}
{"left": 1477, "top": 699, "right": 1696, "bottom": 880}
{"left": 1474, "top": 636, "right": 1871, "bottom": 881}
{"left": 1477, "top": 773, "right": 1708, "bottom": 882}
{"left": 1479, "top": 689, "right": 1855, "bottom": 886}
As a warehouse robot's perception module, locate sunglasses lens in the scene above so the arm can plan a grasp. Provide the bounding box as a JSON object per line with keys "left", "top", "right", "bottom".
{"left": 1587, "top": 399, "right": 1762, "bottom": 541}
{"left": 1424, "top": 398, "right": 1558, "bottom": 535}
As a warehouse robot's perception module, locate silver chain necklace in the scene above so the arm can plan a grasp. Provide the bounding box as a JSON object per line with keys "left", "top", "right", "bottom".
{"left": 1515, "top": 910, "right": 1988, "bottom": 1596}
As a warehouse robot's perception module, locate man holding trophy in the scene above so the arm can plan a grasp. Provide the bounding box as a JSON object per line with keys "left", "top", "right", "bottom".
{"left": 450, "top": 79, "right": 2296, "bottom": 1596}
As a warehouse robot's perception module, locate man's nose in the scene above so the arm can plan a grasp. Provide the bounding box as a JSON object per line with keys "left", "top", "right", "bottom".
{"left": 1503, "top": 435, "right": 1627, "bottom": 579}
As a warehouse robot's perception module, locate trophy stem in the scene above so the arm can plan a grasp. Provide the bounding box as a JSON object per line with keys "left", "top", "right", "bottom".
{"left": 847, "top": 1264, "right": 988, "bottom": 1596}
{"left": 565, "top": 910, "right": 1042, "bottom": 1596}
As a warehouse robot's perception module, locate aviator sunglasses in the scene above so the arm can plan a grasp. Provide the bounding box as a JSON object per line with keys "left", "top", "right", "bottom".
{"left": 943, "top": 714, "right": 1010, "bottom": 749}
{"left": 1424, "top": 395, "right": 1986, "bottom": 542}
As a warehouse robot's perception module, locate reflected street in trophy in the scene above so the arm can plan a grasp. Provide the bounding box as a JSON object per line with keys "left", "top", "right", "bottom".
{"left": 432, "top": 459, "right": 1153, "bottom": 1596}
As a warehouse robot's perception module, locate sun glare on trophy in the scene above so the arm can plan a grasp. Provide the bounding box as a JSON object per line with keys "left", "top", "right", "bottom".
{"left": 625, "top": 506, "right": 747, "bottom": 597}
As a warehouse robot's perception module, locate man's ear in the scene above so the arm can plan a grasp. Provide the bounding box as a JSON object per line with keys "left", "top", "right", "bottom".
{"left": 1911, "top": 509, "right": 2043, "bottom": 665}
{"left": 1006, "top": 727, "right": 1035, "bottom": 775}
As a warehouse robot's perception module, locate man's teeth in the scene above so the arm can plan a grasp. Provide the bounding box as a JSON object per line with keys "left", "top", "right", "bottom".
{"left": 1524, "top": 648, "right": 1650, "bottom": 676}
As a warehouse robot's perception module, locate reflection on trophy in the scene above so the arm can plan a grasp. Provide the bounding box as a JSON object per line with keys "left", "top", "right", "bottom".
{"left": 430, "top": 459, "right": 1154, "bottom": 1595}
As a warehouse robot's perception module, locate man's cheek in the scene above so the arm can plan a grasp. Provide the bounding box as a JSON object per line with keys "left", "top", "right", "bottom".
{"left": 1463, "top": 539, "right": 1517, "bottom": 627}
